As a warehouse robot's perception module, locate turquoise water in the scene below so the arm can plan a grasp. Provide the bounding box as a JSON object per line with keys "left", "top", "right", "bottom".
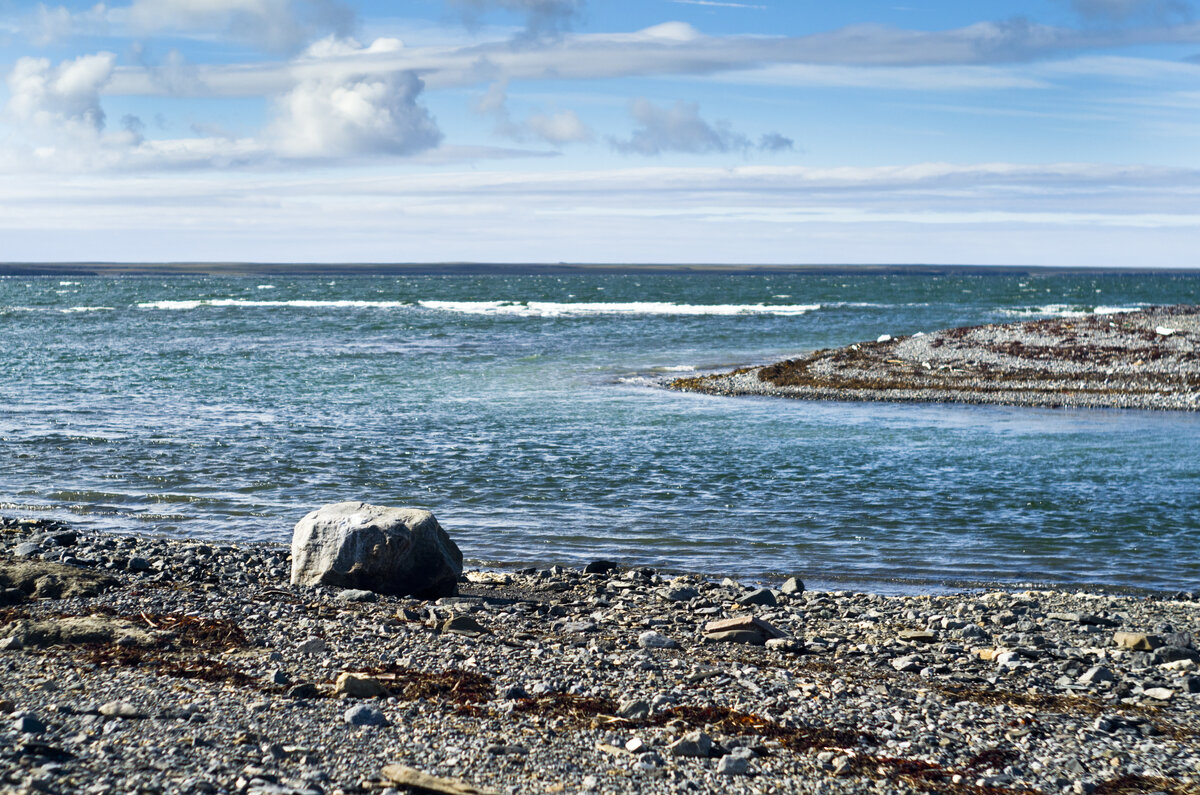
{"left": 2, "top": 270, "right": 1198, "bottom": 593}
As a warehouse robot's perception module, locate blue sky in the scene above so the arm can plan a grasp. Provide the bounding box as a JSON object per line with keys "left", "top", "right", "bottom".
{"left": 0, "top": 0, "right": 1198, "bottom": 265}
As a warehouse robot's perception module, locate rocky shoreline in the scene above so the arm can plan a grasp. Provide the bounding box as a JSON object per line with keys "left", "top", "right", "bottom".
{"left": 669, "top": 305, "right": 1200, "bottom": 411}
{"left": 1, "top": 515, "right": 1199, "bottom": 795}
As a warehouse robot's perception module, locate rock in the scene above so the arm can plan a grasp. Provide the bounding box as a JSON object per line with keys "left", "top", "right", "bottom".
{"left": 13, "top": 542, "right": 42, "bottom": 558}
{"left": 736, "top": 588, "right": 777, "bottom": 607}
{"left": 335, "top": 673, "right": 391, "bottom": 699}
{"left": 703, "top": 616, "right": 788, "bottom": 642}
{"left": 1143, "top": 687, "right": 1174, "bottom": 701}
{"left": 2, "top": 617, "right": 156, "bottom": 649}
{"left": 381, "top": 764, "right": 499, "bottom": 795}
{"left": 344, "top": 705, "right": 389, "bottom": 727}
{"left": 297, "top": 637, "right": 328, "bottom": 654}
{"left": 892, "top": 655, "right": 922, "bottom": 673}
{"left": 765, "top": 637, "right": 805, "bottom": 653}
{"left": 617, "top": 699, "right": 651, "bottom": 720}
{"left": 265, "top": 670, "right": 290, "bottom": 687}
{"left": 441, "top": 615, "right": 488, "bottom": 638}
{"left": 706, "top": 630, "right": 766, "bottom": 645}
{"left": 637, "top": 630, "right": 678, "bottom": 650}
{"left": 286, "top": 683, "right": 321, "bottom": 699}
{"left": 668, "top": 730, "right": 712, "bottom": 758}
{"left": 898, "top": 630, "right": 937, "bottom": 644}
{"left": 660, "top": 587, "right": 699, "bottom": 603}
{"left": 335, "top": 589, "right": 377, "bottom": 603}
{"left": 0, "top": 636, "right": 23, "bottom": 651}
{"left": 717, "top": 755, "right": 750, "bottom": 775}
{"left": 127, "top": 557, "right": 152, "bottom": 572}
{"left": 583, "top": 560, "right": 618, "bottom": 575}
{"left": 0, "top": 560, "right": 118, "bottom": 600}
{"left": 14, "top": 714, "right": 45, "bottom": 734}
{"left": 1078, "top": 666, "right": 1115, "bottom": 685}
{"left": 1114, "top": 632, "right": 1163, "bottom": 651}
{"left": 1183, "top": 676, "right": 1200, "bottom": 694}
{"left": 780, "top": 577, "right": 804, "bottom": 595}
{"left": 291, "top": 502, "right": 463, "bottom": 599}
{"left": 98, "top": 701, "right": 144, "bottom": 719}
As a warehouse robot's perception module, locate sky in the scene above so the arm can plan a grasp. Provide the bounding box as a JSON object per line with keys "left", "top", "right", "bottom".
{"left": 0, "top": 0, "right": 1199, "bottom": 266}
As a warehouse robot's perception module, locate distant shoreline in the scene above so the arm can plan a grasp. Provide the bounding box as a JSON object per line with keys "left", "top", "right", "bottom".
{"left": 3, "top": 262, "right": 1200, "bottom": 277}
{"left": 671, "top": 305, "right": 1200, "bottom": 412}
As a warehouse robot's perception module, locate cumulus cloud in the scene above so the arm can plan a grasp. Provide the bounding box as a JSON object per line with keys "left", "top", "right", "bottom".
{"left": 5, "top": 52, "right": 115, "bottom": 137}
{"left": 125, "top": 0, "right": 354, "bottom": 51}
{"left": 609, "top": 99, "right": 789, "bottom": 156}
{"left": 1071, "top": 0, "right": 1193, "bottom": 22}
{"left": 451, "top": 0, "right": 584, "bottom": 39}
{"left": 270, "top": 68, "right": 442, "bottom": 158}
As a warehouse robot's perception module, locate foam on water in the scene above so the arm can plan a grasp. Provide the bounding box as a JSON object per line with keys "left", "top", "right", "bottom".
{"left": 417, "top": 300, "right": 821, "bottom": 317}
{"left": 998, "top": 304, "right": 1142, "bottom": 318}
{"left": 137, "top": 299, "right": 411, "bottom": 310}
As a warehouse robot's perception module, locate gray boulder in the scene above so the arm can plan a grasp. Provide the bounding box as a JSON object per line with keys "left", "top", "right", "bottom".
{"left": 290, "top": 502, "right": 462, "bottom": 598}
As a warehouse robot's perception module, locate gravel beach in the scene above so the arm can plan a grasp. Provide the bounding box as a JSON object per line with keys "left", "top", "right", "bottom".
{"left": 2, "top": 516, "right": 1199, "bottom": 795}
{"left": 669, "top": 305, "right": 1200, "bottom": 411}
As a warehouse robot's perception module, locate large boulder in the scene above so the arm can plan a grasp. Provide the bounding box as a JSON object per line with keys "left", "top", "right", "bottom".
{"left": 290, "top": 502, "right": 463, "bottom": 598}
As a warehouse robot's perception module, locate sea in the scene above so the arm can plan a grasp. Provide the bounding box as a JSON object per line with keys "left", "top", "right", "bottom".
{"left": 2, "top": 268, "right": 1198, "bottom": 594}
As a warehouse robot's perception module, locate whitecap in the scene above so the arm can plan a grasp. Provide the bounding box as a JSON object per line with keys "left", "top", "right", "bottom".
{"left": 417, "top": 300, "right": 820, "bottom": 317}
{"left": 997, "top": 304, "right": 1141, "bottom": 319}
{"left": 137, "top": 299, "right": 410, "bottom": 310}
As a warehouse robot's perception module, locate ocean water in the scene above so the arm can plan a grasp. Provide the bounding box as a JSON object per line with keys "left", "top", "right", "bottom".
{"left": 2, "top": 269, "right": 1199, "bottom": 594}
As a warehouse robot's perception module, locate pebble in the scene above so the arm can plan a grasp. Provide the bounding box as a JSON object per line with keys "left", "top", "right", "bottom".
{"left": 343, "top": 705, "right": 389, "bottom": 727}
{"left": 637, "top": 630, "right": 678, "bottom": 649}
{"left": 1, "top": 516, "right": 1199, "bottom": 795}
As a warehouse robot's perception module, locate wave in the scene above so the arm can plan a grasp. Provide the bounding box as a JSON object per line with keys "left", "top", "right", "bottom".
{"left": 137, "top": 299, "right": 411, "bottom": 310}
{"left": 417, "top": 300, "right": 821, "bottom": 317}
{"left": 4, "top": 306, "right": 113, "bottom": 314}
{"left": 998, "top": 304, "right": 1142, "bottom": 319}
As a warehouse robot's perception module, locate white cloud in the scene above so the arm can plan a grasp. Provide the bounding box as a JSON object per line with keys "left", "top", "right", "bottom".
{"left": 610, "top": 98, "right": 749, "bottom": 155}
{"left": 5, "top": 52, "right": 117, "bottom": 138}
{"left": 475, "top": 79, "right": 592, "bottom": 145}
{"left": 609, "top": 99, "right": 790, "bottom": 156}
{"left": 1, "top": 162, "right": 1196, "bottom": 265}
{"left": 269, "top": 68, "right": 442, "bottom": 158}
{"left": 526, "top": 110, "right": 592, "bottom": 144}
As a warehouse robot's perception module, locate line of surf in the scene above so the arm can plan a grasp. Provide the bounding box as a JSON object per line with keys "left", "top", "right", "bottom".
{"left": 416, "top": 300, "right": 821, "bottom": 317}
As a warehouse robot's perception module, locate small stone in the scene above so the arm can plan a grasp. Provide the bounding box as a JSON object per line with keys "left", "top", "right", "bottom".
{"left": 1079, "top": 666, "right": 1115, "bottom": 685}
{"left": 485, "top": 743, "right": 528, "bottom": 756}
{"left": 660, "top": 587, "right": 699, "bottom": 603}
{"left": 668, "top": 730, "right": 712, "bottom": 758}
{"left": 765, "top": 638, "right": 804, "bottom": 653}
{"left": 624, "top": 737, "right": 645, "bottom": 753}
{"left": 336, "top": 589, "right": 377, "bottom": 603}
{"left": 1183, "top": 676, "right": 1200, "bottom": 694}
{"left": 1143, "top": 687, "right": 1174, "bottom": 701}
{"left": 13, "top": 542, "right": 41, "bottom": 558}
{"left": 98, "top": 701, "right": 143, "bottom": 719}
{"left": 127, "top": 557, "right": 152, "bottom": 572}
{"left": 0, "top": 636, "right": 23, "bottom": 651}
{"left": 1114, "top": 632, "right": 1163, "bottom": 651}
{"left": 343, "top": 705, "right": 389, "bottom": 727}
{"left": 14, "top": 714, "right": 45, "bottom": 733}
{"left": 892, "top": 655, "right": 922, "bottom": 673}
{"left": 583, "top": 561, "right": 618, "bottom": 575}
{"left": 441, "top": 615, "right": 488, "bottom": 638}
{"left": 736, "top": 588, "right": 777, "bottom": 607}
{"left": 286, "top": 683, "right": 321, "bottom": 699}
{"left": 705, "top": 630, "right": 765, "bottom": 646}
{"left": 780, "top": 577, "right": 804, "bottom": 595}
{"left": 617, "top": 699, "right": 651, "bottom": 720}
{"left": 898, "top": 630, "right": 937, "bottom": 643}
{"left": 335, "top": 673, "right": 391, "bottom": 699}
{"left": 265, "top": 669, "right": 290, "bottom": 686}
{"left": 637, "top": 630, "right": 678, "bottom": 650}
{"left": 297, "top": 637, "right": 328, "bottom": 654}
{"left": 717, "top": 755, "right": 750, "bottom": 775}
